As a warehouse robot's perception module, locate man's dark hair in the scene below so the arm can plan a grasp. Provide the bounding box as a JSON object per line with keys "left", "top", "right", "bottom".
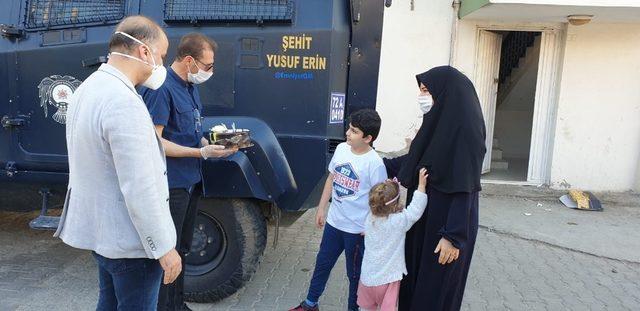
{"left": 108, "top": 16, "right": 164, "bottom": 53}
{"left": 176, "top": 33, "right": 218, "bottom": 61}
{"left": 349, "top": 109, "right": 382, "bottom": 143}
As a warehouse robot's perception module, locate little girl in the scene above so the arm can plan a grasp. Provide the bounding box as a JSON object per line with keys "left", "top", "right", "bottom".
{"left": 357, "top": 168, "right": 429, "bottom": 311}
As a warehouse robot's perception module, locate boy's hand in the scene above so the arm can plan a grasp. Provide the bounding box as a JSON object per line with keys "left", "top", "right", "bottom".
{"left": 315, "top": 206, "right": 326, "bottom": 228}
{"left": 417, "top": 168, "right": 429, "bottom": 192}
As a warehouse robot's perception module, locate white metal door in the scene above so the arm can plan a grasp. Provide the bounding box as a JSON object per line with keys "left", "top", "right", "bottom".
{"left": 527, "top": 30, "right": 563, "bottom": 184}
{"left": 474, "top": 30, "right": 502, "bottom": 174}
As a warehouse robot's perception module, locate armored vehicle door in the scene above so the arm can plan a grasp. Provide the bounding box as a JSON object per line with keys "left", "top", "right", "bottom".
{"left": 1, "top": 1, "right": 24, "bottom": 173}
{"left": 7, "top": 0, "right": 133, "bottom": 175}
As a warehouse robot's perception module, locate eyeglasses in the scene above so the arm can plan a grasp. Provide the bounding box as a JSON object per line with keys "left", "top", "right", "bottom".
{"left": 194, "top": 58, "right": 214, "bottom": 72}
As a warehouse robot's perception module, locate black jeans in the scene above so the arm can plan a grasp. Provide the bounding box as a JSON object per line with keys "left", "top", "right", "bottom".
{"left": 157, "top": 185, "right": 201, "bottom": 311}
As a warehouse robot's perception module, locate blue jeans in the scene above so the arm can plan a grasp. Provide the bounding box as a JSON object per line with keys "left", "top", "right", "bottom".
{"left": 93, "top": 252, "right": 163, "bottom": 311}
{"left": 306, "top": 223, "right": 364, "bottom": 310}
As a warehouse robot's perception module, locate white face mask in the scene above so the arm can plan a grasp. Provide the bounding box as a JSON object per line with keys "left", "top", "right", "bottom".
{"left": 418, "top": 95, "right": 434, "bottom": 114}
{"left": 187, "top": 58, "right": 213, "bottom": 84}
{"left": 110, "top": 31, "right": 167, "bottom": 90}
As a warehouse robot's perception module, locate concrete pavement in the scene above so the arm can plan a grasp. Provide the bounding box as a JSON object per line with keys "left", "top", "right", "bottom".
{"left": 0, "top": 184, "right": 638, "bottom": 310}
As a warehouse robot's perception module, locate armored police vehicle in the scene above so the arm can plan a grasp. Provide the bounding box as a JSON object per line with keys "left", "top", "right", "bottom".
{"left": 0, "top": 0, "right": 388, "bottom": 302}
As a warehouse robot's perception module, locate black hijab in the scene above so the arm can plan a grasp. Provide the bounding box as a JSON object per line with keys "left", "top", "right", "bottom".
{"left": 398, "top": 66, "right": 486, "bottom": 193}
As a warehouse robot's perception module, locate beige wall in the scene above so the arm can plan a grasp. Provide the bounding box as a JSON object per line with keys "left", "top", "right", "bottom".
{"left": 550, "top": 23, "right": 640, "bottom": 191}
{"left": 453, "top": 20, "right": 640, "bottom": 191}
{"left": 374, "top": 1, "right": 454, "bottom": 153}
{"left": 377, "top": 5, "right": 640, "bottom": 191}
{"left": 451, "top": 19, "right": 480, "bottom": 79}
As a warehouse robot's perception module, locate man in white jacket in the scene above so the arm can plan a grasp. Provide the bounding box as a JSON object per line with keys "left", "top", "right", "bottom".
{"left": 54, "top": 16, "right": 181, "bottom": 309}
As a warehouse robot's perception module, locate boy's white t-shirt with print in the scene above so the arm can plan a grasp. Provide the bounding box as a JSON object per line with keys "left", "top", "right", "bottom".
{"left": 326, "top": 142, "right": 388, "bottom": 234}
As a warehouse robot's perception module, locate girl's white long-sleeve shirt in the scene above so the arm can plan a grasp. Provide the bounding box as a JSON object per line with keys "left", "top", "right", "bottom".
{"left": 360, "top": 191, "right": 428, "bottom": 287}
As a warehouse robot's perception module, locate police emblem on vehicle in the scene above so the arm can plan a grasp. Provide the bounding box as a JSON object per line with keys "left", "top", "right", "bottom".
{"left": 37, "top": 75, "right": 82, "bottom": 124}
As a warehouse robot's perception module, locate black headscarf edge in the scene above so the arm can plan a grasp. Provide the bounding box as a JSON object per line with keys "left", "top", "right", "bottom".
{"left": 398, "top": 66, "right": 486, "bottom": 193}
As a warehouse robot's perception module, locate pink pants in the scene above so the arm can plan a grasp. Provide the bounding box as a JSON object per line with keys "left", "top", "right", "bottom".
{"left": 357, "top": 280, "right": 400, "bottom": 311}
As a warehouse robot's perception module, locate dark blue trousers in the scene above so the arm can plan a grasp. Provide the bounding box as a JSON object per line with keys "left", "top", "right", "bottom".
{"left": 306, "top": 223, "right": 364, "bottom": 310}
{"left": 93, "top": 252, "right": 163, "bottom": 311}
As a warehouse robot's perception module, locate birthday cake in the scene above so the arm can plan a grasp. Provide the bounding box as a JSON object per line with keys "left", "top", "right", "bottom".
{"left": 209, "top": 124, "right": 253, "bottom": 149}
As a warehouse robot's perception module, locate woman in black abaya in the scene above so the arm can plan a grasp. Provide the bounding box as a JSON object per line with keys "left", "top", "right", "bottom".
{"left": 384, "top": 66, "right": 486, "bottom": 311}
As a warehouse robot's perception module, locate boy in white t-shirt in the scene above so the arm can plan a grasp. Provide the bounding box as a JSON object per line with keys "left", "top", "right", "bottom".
{"left": 290, "top": 109, "right": 388, "bottom": 311}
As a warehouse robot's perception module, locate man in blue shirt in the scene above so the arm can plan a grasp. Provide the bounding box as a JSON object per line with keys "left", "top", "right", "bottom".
{"left": 140, "top": 33, "right": 237, "bottom": 311}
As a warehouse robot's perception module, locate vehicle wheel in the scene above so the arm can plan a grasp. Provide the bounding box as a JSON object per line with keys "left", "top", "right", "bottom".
{"left": 184, "top": 198, "right": 267, "bottom": 303}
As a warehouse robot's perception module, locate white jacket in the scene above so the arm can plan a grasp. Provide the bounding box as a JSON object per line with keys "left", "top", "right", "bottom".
{"left": 54, "top": 64, "right": 176, "bottom": 259}
{"left": 360, "top": 191, "right": 428, "bottom": 286}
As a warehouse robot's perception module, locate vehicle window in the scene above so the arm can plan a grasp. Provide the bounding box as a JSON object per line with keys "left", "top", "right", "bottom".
{"left": 25, "top": 0, "right": 126, "bottom": 30}
{"left": 164, "top": 0, "right": 293, "bottom": 23}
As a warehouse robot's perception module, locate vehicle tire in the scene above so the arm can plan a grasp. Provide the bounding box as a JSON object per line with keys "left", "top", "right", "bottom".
{"left": 184, "top": 198, "right": 267, "bottom": 303}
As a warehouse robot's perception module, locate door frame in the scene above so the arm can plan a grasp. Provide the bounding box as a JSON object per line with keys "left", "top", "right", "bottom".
{"left": 473, "top": 30, "right": 502, "bottom": 174}
{"left": 473, "top": 22, "right": 566, "bottom": 185}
